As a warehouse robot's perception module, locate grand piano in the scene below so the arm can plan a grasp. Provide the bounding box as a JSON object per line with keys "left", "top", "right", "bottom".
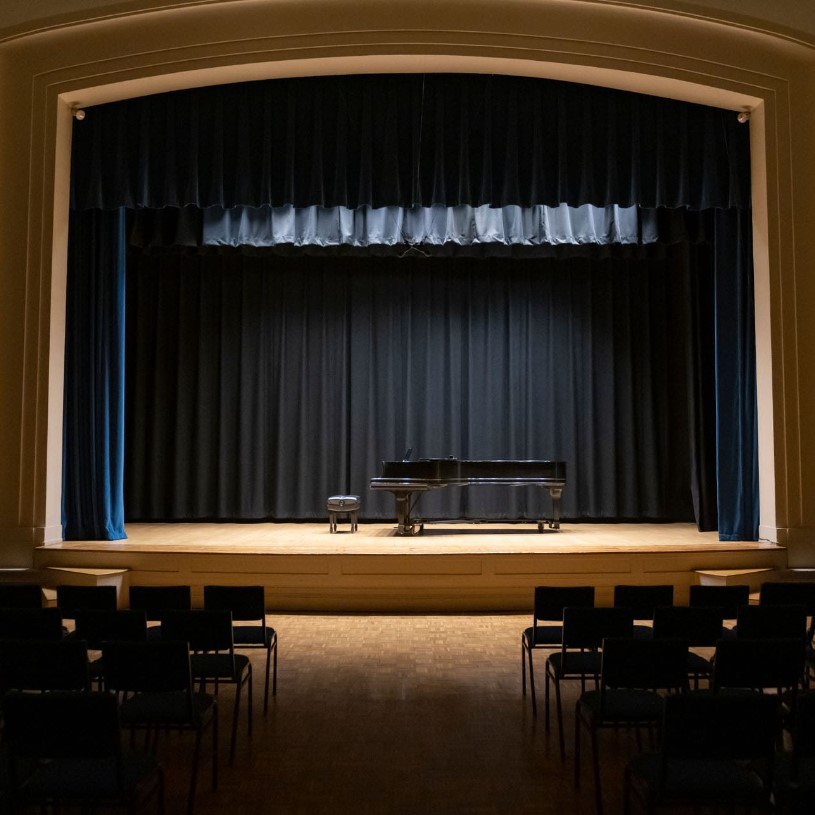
{"left": 370, "top": 457, "right": 566, "bottom": 536}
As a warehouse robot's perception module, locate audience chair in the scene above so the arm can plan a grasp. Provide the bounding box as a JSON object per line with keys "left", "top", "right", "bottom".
{"left": 612, "top": 585, "right": 674, "bottom": 638}
{"left": 129, "top": 585, "right": 192, "bottom": 639}
{"left": 759, "top": 582, "right": 815, "bottom": 684}
{"left": 3, "top": 690, "right": 164, "bottom": 815}
{"left": 56, "top": 584, "right": 118, "bottom": 622}
{"left": 689, "top": 584, "right": 750, "bottom": 634}
{"left": 102, "top": 639, "right": 218, "bottom": 815}
{"left": 545, "top": 606, "right": 634, "bottom": 758}
{"left": 203, "top": 584, "right": 277, "bottom": 712}
{"left": 575, "top": 636, "right": 689, "bottom": 815}
{"left": 652, "top": 604, "right": 724, "bottom": 688}
{"left": 712, "top": 637, "right": 806, "bottom": 722}
{"left": 0, "top": 582, "right": 43, "bottom": 609}
{"left": 0, "top": 638, "right": 91, "bottom": 693}
{"left": 75, "top": 609, "right": 149, "bottom": 686}
{"left": 623, "top": 691, "right": 779, "bottom": 814}
{"left": 774, "top": 691, "right": 815, "bottom": 815}
{"left": 735, "top": 603, "right": 808, "bottom": 641}
{"left": 521, "top": 585, "right": 595, "bottom": 713}
{"left": 160, "top": 609, "right": 252, "bottom": 763}
{"left": 0, "top": 607, "right": 64, "bottom": 641}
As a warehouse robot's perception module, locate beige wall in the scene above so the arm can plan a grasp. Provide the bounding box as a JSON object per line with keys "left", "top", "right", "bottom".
{"left": 1, "top": 0, "right": 814, "bottom": 565}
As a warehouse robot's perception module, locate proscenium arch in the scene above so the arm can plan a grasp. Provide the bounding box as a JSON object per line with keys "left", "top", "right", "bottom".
{"left": 9, "top": 1, "right": 802, "bottom": 564}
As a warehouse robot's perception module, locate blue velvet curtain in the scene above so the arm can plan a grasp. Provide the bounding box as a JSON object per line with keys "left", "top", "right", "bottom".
{"left": 64, "top": 73, "right": 757, "bottom": 540}
{"left": 62, "top": 209, "right": 127, "bottom": 540}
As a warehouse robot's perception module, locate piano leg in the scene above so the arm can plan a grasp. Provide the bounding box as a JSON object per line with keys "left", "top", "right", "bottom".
{"left": 394, "top": 492, "right": 423, "bottom": 536}
{"left": 537, "top": 487, "right": 563, "bottom": 532}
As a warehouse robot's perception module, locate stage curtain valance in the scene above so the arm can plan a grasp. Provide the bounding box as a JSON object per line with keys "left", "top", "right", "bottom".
{"left": 199, "top": 204, "right": 655, "bottom": 249}
{"left": 70, "top": 74, "right": 751, "bottom": 211}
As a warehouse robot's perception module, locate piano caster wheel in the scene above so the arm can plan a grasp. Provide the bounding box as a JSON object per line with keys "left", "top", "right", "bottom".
{"left": 538, "top": 522, "right": 544, "bottom": 533}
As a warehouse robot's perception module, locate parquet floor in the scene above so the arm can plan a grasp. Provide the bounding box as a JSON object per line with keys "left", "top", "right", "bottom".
{"left": 157, "top": 613, "right": 642, "bottom": 815}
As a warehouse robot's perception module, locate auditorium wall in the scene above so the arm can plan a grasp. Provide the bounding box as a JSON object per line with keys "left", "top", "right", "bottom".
{"left": 0, "top": 0, "right": 814, "bottom": 564}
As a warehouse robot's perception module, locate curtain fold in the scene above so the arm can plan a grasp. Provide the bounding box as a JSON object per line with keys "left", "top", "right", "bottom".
{"left": 62, "top": 209, "right": 128, "bottom": 540}
{"left": 124, "top": 249, "right": 713, "bottom": 524}
{"left": 714, "top": 208, "right": 759, "bottom": 539}
{"left": 70, "top": 74, "right": 751, "bottom": 211}
{"left": 200, "top": 203, "right": 654, "bottom": 248}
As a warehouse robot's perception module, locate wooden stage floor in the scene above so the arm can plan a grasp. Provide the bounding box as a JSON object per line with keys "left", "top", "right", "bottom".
{"left": 34, "top": 521, "right": 788, "bottom": 611}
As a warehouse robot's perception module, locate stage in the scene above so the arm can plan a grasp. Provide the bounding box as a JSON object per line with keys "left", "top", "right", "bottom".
{"left": 32, "top": 521, "right": 788, "bottom": 612}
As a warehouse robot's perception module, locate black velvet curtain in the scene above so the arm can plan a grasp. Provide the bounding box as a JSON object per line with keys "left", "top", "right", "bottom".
{"left": 71, "top": 74, "right": 750, "bottom": 211}
{"left": 124, "top": 246, "right": 716, "bottom": 524}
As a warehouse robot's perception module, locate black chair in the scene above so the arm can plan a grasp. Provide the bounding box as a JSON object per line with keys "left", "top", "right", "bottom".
{"left": 760, "top": 582, "right": 815, "bottom": 684}
{"left": 623, "top": 691, "right": 779, "bottom": 814}
{"left": 521, "top": 585, "right": 595, "bottom": 714}
{"left": 775, "top": 691, "right": 815, "bottom": 815}
{"left": 129, "top": 585, "right": 192, "bottom": 639}
{"left": 160, "top": 609, "right": 252, "bottom": 763}
{"left": 56, "top": 584, "right": 118, "bottom": 622}
{"left": 652, "top": 604, "right": 725, "bottom": 688}
{"left": 102, "top": 639, "right": 218, "bottom": 815}
{"left": 575, "top": 636, "right": 689, "bottom": 815}
{"left": 735, "top": 603, "right": 809, "bottom": 641}
{"left": 689, "top": 584, "right": 750, "bottom": 634}
{"left": 0, "top": 607, "right": 64, "bottom": 640}
{"left": 613, "top": 585, "right": 674, "bottom": 638}
{"left": 3, "top": 690, "right": 164, "bottom": 814}
{"left": 0, "top": 582, "right": 43, "bottom": 609}
{"left": 0, "top": 638, "right": 91, "bottom": 693}
{"left": 545, "top": 606, "right": 634, "bottom": 758}
{"left": 712, "top": 637, "right": 806, "bottom": 709}
{"left": 203, "top": 585, "right": 277, "bottom": 712}
{"left": 75, "top": 609, "right": 149, "bottom": 686}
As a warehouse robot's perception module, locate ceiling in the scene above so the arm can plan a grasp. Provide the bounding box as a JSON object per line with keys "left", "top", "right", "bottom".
{"left": 1, "top": 0, "right": 814, "bottom": 43}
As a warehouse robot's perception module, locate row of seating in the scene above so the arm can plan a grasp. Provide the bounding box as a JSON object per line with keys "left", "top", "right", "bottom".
{"left": 0, "top": 582, "right": 279, "bottom": 814}
{"left": 1, "top": 637, "right": 220, "bottom": 813}
{"left": 0, "top": 582, "right": 278, "bottom": 712}
{"left": 519, "top": 582, "right": 815, "bottom": 814}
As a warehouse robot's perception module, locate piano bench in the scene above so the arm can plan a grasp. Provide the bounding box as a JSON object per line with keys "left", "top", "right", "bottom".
{"left": 326, "top": 495, "right": 360, "bottom": 533}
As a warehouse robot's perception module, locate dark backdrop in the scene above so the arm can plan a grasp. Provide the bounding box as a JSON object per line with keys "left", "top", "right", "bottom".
{"left": 124, "top": 245, "right": 716, "bottom": 524}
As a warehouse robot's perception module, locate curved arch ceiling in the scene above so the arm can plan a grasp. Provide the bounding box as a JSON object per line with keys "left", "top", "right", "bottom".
{"left": 0, "top": 0, "right": 814, "bottom": 43}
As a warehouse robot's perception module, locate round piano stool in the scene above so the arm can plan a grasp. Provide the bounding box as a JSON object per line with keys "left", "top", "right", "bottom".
{"left": 326, "top": 495, "right": 360, "bottom": 533}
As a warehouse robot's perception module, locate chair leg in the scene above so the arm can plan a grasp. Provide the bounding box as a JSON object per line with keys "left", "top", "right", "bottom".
{"left": 521, "top": 640, "right": 527, "bottom": 696}
{"left": 554, "top": 676, "right": 565, "bottom": 759}
{"left": 591, "top": 722, "right": 603, "bottom": 815}
{"left": 272, "top": 635, "right": 278, "bottom": 696}
{"left": 229, "top": 681, "right": 242, "bottom": 764}
{"left": 574, "top": 705, "right": 582, "bottom": 787}
{"left": 528, "top": 647, "right": 537, "bottom": 715}
{"left": 263, "top": 644, "right": 272, "bottom": 714}
{"left": 544, "top": 666, "right": 551, "bottom": 731}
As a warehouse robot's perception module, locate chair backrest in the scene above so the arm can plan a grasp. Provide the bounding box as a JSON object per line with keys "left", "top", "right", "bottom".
{"left": 760, "top": 582, "right": 815, "bottom": 640}
{"left": 759, "top": 581, "right": 815, "bottom": 614}
{"left": 204, "top": 584, "right": 266, "bottom": 623}
{"left": 74, "top": 609, "right": 148, "bottom": 649}
{"left": 532, "top": 586, "right": 595, "bottom": 624}
{"left": 102, "top": 639, "right": 195, "bottom": 695}
{"left": 160, "top": 608, "right": 235, "bottom": 652}
{"left": 736, "top": 604, "right": 808, "bottom": 640}
{"left": 688, "top": 584, "right": 750, "bottom": 619}
{"left": 0, "top": 638, "right": 91, "bottom": 692}
{"left": 0, "top": 607, "right": 64, "bottom": 640}
{"left": 661, "top": 691, "right": 779, "bottom": 762}
{"left": 129, "top": 585, "right": 192, "bottom": 621}
{"left": 0, "top": 583, "right": 43, "bottom": 609}
{"left": 56, "top": 584, "right": 117, "bottom": 618}
{"left": 600, "top": 636, "right": 689, "bottom": 692}
{"left": 712, "top": 637, "right": 806, "bottom": 693}
{"left": 3, "top": 690, "right": 122, "bottom": 762}
{"left": 613, "top": 585, "right": 674, "bottom": 620}
{"left": 788, "top": 692, "right": 815, "bottom": 767}
{"left": 561, "top": 606, "right": 634, "bottom": 650}
{"left": 652, "top": 605, "right": 725, "bottom": 646}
